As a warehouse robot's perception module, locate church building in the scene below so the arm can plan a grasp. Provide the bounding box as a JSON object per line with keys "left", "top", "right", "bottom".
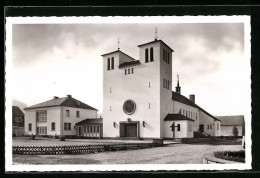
{"left": 102, "top": 37, "right": 221, "bottom": 139}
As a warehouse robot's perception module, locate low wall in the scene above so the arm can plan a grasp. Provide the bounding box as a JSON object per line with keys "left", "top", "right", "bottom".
{"left": 181, "top": 138, "right": 212, "bottom": 144}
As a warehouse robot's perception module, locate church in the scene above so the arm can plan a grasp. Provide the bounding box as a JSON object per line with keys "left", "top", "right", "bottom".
{"left": 102, "top": 37, "right": 221, "bottom": 139}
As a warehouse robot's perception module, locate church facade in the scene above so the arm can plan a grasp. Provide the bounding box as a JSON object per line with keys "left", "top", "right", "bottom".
{"left": 102, "top": 38, "right": 221, "bottom": 139}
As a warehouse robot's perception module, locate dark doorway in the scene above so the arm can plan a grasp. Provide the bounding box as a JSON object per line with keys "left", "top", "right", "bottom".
{"left": 120, "top": 123, "right": 138, "bottom": 137}
{"left": 199, "top": 125, "right": 204, "bottom": 132}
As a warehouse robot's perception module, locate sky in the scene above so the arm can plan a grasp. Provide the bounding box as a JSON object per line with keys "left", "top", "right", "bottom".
{"left": 11, "top": 21, "right": 250, "bottom": 118}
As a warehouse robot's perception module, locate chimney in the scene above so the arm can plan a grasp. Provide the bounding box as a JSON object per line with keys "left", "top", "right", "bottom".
{"left": 189, "top": 94, "right": 195, "bottom": 103}
{"left": 53, "top": 96, "right": 59, "bottom": 99}
{"left": 67, "top": 94, "right": 72, "bottom": 98}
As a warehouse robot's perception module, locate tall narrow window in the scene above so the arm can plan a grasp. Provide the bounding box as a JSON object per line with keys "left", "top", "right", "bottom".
{"left": 163, "top": 49, "right": 165, "bottom": 61}
{"left": 149, "top": 103, "right": 150, "bottom": 109}
{"left": 179, "top": 109, "right": 182, "bottom": 114}
{"left": 51, "top": 122, "right": 55, "bottom": 131}
{"left": 145, "top": 48, "right": 149, "bottom": 63}
{"left": 28, "top": 123, "right": 32, "bottom": 131}
{"left": 132, "top": 68, "right": 134, "bottom": 73}
{"left": 111, "top": 57, "right": 114, "bottom": 69}
{"left": 66, "top": 110, "right": 70, "bottom": 117}
{"left": 110, "top": 106, "right": 111, "bottom": 111}
{"left": 76, "top": 111, "right": 80, "bottom": 118}
{"left": 150, "top": 47, "right": 154, "bottom": 62}
{"left": 128, "top": 68, "right": 130, "bottom": 74}
{"left": 107, "top": 58, "right": 110, "bottom": 70}
{"left": 177, "top": 124, "right": 181, "bottom": 131}
{"left": 167, "top": 52, "right": 170, "bottom": 64}
{"left": 125, "top": 69, "right": 127, "bottom": 75}
{"left": 149, "top": 82, "right": 150, "bottom": 88}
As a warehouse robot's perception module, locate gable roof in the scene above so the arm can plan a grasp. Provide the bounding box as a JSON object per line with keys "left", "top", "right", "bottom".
{"left": 164, "top": 113, "right": 194, "bottom": 122}
{"left": 101, "top": 50, "right": 136, "bottom": 61}
{"left": 76, "top": 118, "right": 103, "bottom": 125}
{"left": 24, "top": 96, "right": 98, "bottom": 111}
{"left": 172, "top": 91, "right": 220, "bottom": 121}
{"left": 118, "top": 60, "right": 141, "bottom": 68}
{"left": 138, "top": 40, "right": 174, "bottom": 52}
{"left": 12, "top": 106, "right": 24, "bottom": 117}
{"left": 216, "top": 115, "right": 244, "bottom": 126}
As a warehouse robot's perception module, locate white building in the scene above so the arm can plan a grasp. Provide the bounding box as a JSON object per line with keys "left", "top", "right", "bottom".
{"left": 217, "top": 115, "right": 244, "bottom": 136}
{"left": 102, "top": 38, "right": 221, "bottom": 139}
{"left": 24, "top": 95, "right": 98, "bottom": 137}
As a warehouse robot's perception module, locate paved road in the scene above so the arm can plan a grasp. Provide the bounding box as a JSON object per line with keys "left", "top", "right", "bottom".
{"left": 13, "top": 143, "right": 242, "bottom": 164}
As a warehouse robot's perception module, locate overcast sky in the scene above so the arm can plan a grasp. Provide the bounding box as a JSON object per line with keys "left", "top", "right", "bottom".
{"left": 11, "top": 22, "right": 250, "bottom": 118}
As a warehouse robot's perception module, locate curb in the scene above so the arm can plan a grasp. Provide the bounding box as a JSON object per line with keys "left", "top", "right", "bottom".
{"left": 203, "top": 153, "right": 243, "bottom": 164}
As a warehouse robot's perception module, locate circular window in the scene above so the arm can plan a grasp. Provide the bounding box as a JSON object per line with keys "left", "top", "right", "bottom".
{"left": 123, "top": 100, "right": 136, "bottom": 115}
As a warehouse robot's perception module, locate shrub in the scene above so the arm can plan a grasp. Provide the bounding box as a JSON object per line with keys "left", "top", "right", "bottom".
{"left": 214, "top": 150, "right": 245, "bottom": 163}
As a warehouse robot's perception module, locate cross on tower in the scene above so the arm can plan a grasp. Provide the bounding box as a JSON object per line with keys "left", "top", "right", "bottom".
{"left": 118, "top": 38, "right": 120, "bottom": 50}
{"left": 155, "top": 27, "right": 158, "bottom": 41}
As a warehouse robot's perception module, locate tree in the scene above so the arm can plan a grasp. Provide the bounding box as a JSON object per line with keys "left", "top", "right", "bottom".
{"left": 232, "top": 126, "right": 239, "bottom": 136}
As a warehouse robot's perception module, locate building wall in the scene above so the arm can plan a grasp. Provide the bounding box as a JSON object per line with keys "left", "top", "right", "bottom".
{"left": 24, "top": 107, "right": 61, "bottom": 135}
{"left": 62, "top": 106, "right": 97, "bottom": 136}
{"left": 12, "top": 127, "right": 24, "bottom": 136}
{"left": 221, "top": 125, "right": 243, "bottom": 136}
{"left": 199, "top": 110, "right": 220, "bottom": 136}
{"left": 159, "top": 42, "right": 173, "bottom": 137}
{"left": 172, "top": 101, "right": 200, "bottom": 132}
{"left": 25, "top": 106, "right": 97, "bottom": 136}
{"left": 164, "top": 120, "right": 193, "bottom": 138}
{"left": 103, "top": 46, "right": 162, "bottom": 138}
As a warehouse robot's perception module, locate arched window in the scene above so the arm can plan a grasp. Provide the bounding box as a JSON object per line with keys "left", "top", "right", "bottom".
{"left": 107, "top": 58, "right": 110, "bottom": 70}
{"left": 150, "top": 47, "right": 154, "bottom": 62}
{"left": 145, "top": 48, "right": 149, "bottom": 63}
{"left": 111, "top": 57, "right": 114, "bottom": 69}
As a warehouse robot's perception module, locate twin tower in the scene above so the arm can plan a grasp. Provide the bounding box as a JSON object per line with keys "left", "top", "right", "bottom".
{"left": 102, "top": 39, "right": 174, "bottom": 139}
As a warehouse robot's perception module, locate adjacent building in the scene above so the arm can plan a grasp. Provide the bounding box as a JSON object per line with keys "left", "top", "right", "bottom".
{"left": 24, "top": 95, "right": 98, "bottom": 137}
{"left": 102, "top": 38, "right": 221, "bottom": 139}
{"left": 216, "top": 115, "right": 245, "bottom": 136}
{"left": 12, "top": 106, "right": 25, "bottom": 137}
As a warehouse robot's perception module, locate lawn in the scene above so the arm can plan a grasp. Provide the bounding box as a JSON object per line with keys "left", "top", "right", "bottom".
{"left": 12, "top": 137, "right": 243, "bottom": 164}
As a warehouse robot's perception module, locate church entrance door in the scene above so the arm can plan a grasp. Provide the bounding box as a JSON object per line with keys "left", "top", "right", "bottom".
{"left": 119, "top": 122, "right": 139, "bottom": 138}
{"left": 125, "top": 123, "right": 137, "bottom": 137}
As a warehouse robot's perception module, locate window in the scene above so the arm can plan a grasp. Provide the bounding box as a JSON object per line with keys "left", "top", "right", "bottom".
{"left": 37, "top": 126, "right": 47, "bottom": 135}
{"left": 90, "top": 126, "right": 92, "bottom": 132}
{"left": 94, "top": 126, "right": 96, "bottom": 132}
{"left": 183, "top": 110, "right": 185, "bottom": 115}
{"left": 128, "top": 68, "right": 130, "bottom": 74}
{"left": 179, "top": 109, "right": 182, "bottom": 114}
{"left": 36, "top": 110, "right": 47, "bottom": 122}
{"left": 177, "top": 124, "right": 181, "bottom": 131}
{"left": 107, "top": 58, "right": 110, "bottom": 70}
{"left": 149, "top": 82, "right": 150, "bottom": 88}
{"left": 110, "top": 106, "right": 111, "bottom": 111}
{"left": 125, "top": 69, "right": 127, "bottom": 75}
{"left": 210, "top": 125, "right": 212, "bottom": 129}
{"left": 186, "top": 111, "right": 188, "bottom": 117}
{"left": 28, "top": 123, "right": 32, "bottom": 131}
{"left": 150, "top": 47, "right": 154, "bottom": 62}
{"left": 97, "top": 126, "right": 100, "bottom": 132}
{"left": 163, "top": 49, "right": 165, "bottom": 61}
{"left": 132, "top": 68, "right": 134, "bottom": 73}
{"left": 76, "top": 111, "right": 80, "bottom": 118}
{"left": 149, "top": 102, "right": 150, "bottom": 109}
{"left": 145, "top": 48, "right": 149, "bottom": 63}
{"left": 111, "top": 57, "right": 114, "bottom": 69}
{"left": 167, "top": 52, "right": 170, "bottom": 64}
{"left": 51, "top": 122, "right": 55, "bottom": 131}
{"left": 87, "top": 126, "right": 89, "bottom": 133}
{"left": 64, "top": 123, "right": 71, "bottom": 131}
{"left": 217, "top": 123, "right": 219, "bottom": 130}
{"left": 66, "top": 110, "right": 70, "bottom": 117}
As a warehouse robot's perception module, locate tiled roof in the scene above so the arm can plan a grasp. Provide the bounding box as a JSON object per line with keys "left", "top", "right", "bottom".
{"left": 118, "top": 60, "right": 140, "bottom": 68}
{"left": 24, "top": 96, "right": 98, "bottom": 111}
{"left": 101, "top": 50, "right": 136, "bottom": 61}
{"left": 76, "top": 118, "right": 103, "bottom": 125}
{"left": 138, "top": 40, "right": 174, "bottom": 52}
{"left": 12, "top": 106, "right": 24, "bottom": 116}
{"left": 172, "top": 91, "right": 220, "bottom": 121}
{"left": 216, "top": 115, "right": 244, "bottom": 126}
{"left": 164, "top": 113, "right": 194, "bottom": 121}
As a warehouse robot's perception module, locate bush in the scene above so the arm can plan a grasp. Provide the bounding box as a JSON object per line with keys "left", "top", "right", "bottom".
{"left": 214, "top": 150, "right": 245, "bottom": 163}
